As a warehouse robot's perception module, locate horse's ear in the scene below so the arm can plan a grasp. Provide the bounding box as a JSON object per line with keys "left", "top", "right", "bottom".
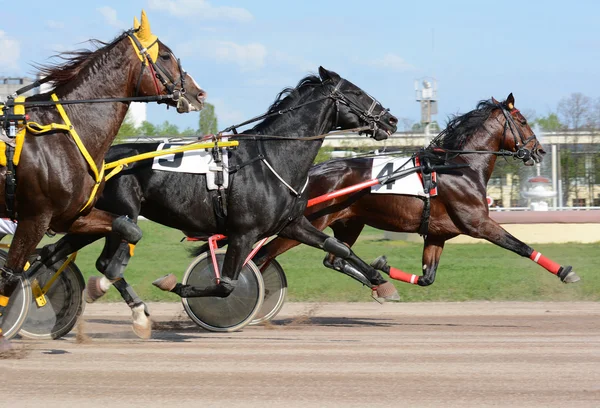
{"left": 506, "top": 93, "right": 515, "bottom": 110}
{"left": 318, "top": 66, "right": 340, "bottom": 82}
{"left": 491, "top": 97, "right": 499, "bottom": 105}
{"left": 133, "top": 16, "right": 140, "bottom": 30}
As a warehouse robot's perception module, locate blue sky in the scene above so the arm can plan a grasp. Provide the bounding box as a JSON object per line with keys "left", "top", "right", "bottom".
{"left": 1, "top": 0, "right": 599, "bottom": 132}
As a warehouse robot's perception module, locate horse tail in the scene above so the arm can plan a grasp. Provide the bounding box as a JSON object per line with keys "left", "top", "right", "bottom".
{"left": 188, "top": 239, "right": 229, "bottom": 258}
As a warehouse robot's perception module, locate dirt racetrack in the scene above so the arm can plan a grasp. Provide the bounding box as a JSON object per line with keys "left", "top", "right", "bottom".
{"left": 3, "top": 301, "right": 600, "bottom": 407}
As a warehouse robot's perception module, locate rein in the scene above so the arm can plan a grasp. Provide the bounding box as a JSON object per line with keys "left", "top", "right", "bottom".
{"left": 0, "top": 28, "right": 186, "bottom": 111}
{"left": 220, "top": 79, "right": 389, "bottom": 136}
{"left": 427, "top": 104, "right": 537, "bottom": 161}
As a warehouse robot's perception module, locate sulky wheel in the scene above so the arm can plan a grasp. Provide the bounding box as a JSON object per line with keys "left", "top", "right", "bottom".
{"left": 250, "top": 258, "right": 287, "bottom": 325}
{"left": 181, "top": 249, "right": 264, "bottom": 332}
{"left": 0, "top": 249, "right": 31, "bottom": 340}
{"left": 19, "top": 251, "right": 85, "bottom": 340}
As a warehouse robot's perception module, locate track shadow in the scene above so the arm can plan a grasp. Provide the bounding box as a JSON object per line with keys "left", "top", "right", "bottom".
{"left": 272, "top": 316, "right": 397, "bottom": 328}
{"left": 271, "top": 317, "right": 526, "bottom": 329}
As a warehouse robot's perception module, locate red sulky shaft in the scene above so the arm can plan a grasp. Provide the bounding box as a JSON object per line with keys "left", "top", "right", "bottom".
{"left": 307, "top": 178, "right": 379, "bottom": 208}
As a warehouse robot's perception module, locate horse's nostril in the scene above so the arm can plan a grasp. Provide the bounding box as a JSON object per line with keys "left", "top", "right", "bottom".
{"left": 196, "top": 91, "right": 207, "bottom": 102}
{"left": 389, "top": 116, "right": 398, "bottom": 126}
{"left": 538, "top": 148, "right": 547, "bottom": 155}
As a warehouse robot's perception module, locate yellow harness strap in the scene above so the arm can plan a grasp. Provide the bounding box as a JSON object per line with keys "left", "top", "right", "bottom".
{"left": 0, "top": 142, "right": 6, "bottom": 167}
{"left": 50, "top": 94, "right": 105, "bottom": 212}
{"left": 0, "top": 96, "right": 27, "bottom": 166}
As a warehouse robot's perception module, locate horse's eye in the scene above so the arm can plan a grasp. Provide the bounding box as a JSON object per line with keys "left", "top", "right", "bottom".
{"left": 160, "top": 54, "right": 171, "bottom": 61}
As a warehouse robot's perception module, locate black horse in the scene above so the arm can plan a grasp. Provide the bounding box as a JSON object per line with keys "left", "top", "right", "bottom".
{"left": 41, "top": 67, "right": 399, "bottom": 337}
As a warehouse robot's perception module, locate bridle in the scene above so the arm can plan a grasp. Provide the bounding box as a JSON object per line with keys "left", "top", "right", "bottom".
{"left": 126, "top": 30, "right": 187, "bottom": 108}
{"left": 329, "top": 79, "right": 390, "bottom": 134}
{"left": 496, "top": 103, "right": 540, "bottom": 162}
{"left": 221, "top": 78, "right": 391, "bottom": 136}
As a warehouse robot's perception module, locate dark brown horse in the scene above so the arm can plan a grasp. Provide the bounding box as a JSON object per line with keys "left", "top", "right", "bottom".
{"left": 0, "top": 11, "right": 205, "bottom": 343}
{"left": 254, "top": 94, "right": 580, "bottom": 292}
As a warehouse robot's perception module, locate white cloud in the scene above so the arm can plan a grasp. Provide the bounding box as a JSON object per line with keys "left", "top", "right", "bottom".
{"left": 97, "top": 6, "right": 126, "bottom": 29}
{"left": 45, "top": 20, "right": 65, "bottom": 30}
{"left": 0, "top": 31, "right": 19, "bottom": 71}
{"left": 366, "top": 53, "right": 415, "bottom": 72}
{"left": 179, "top": 40, "right": 267, "bottom": 71}
{"left": 271, "top": 51, "right": 315, "bottom": 73}
{"left": 148, "top": 0, "right": 253, "bottom": 23}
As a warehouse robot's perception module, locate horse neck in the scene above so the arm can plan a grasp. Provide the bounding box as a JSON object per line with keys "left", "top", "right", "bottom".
{"left": 459, "top": 119, "right": 506, "bottom": 184}
{"left": 49, "top": 40, "right": 135, "bottom": 162}
{"left": 253, "top": 95, "right": 336, "bottom": 189}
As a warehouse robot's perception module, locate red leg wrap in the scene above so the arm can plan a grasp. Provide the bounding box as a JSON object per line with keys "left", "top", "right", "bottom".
{"left": 389, "top": 267, "right": 419, "bottom": 285}
{"left": 530, "top": 251, "right": 560, "bottom": 275}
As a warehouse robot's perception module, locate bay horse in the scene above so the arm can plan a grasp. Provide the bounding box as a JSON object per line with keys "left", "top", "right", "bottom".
{"left": 0, "top": 11, "right": 206, "bottom": 343}
{"left": 41, "top": 67, "right": 399, "bottom": 335}
{"left": 253, "top": 94, "right": 580, "bottom": 292}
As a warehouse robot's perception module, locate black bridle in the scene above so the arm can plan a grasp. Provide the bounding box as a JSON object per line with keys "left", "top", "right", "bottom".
{"left": 496, "top": 104, "right": 540, "bottom": 162}
{"left": 125, "top": 30, "right": 187, "bottom": 105}
{"left": 221, "top": 78, "right": 391, "bottom": 137}
{"left": 329, "top": 79, "right": 390, "bottom": 135}
{"left": 427, "top": 103, "right": 541, "bottom": 162}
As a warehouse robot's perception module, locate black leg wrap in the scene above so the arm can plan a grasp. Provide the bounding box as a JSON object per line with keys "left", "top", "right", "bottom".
{"left": 322, "top": 237, "right": 351, "bottom": 258}
{"left": 324, "top": 255, "right": 373, "bottom": 287}
{"left": 172, "top": 277, "right": 237, "bottom": 298}
{"left": 112, "top": 216, "right": 143, "bottom": 244}
{"left": 370, "top": 255, "right": 391, "bottom": 274}
{"left": 557, "top": 266, "right": 572, "bottom": 282}
{"left": 0, "top": 266, "right": 21, "bottom": 297}
{"left": 104, "top": 242, "right": 132, "bottom": 281}
{"left": 113, "top": 278, "right": 146, "bottom": 311}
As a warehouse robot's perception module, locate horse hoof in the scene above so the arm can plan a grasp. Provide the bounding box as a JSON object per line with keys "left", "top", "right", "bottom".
{"left": 563, "top": 271, "right": 581, "bottom": 284}
{"left": 85, "top": 276, "right": 107, "bottom": 303}
{"left": 558, "top": 266, "right": 581, "bottom": 284}
{"left": 132, "top": 304, "right": 152, "bottom": 339}
{"left": 152, "top": 274, "right": 177, "bottom": 292}
{"left": 375, "top": 281, "right": 400, "bottom": 301}
{"left": 370, "top": 255, "right": 389, "bottom": 272}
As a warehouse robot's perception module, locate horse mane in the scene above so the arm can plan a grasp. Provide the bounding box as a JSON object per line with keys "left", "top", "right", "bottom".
{"left": 266, "top": 75, "right": 324, "bottom": 114}
{"left": 34, "top": 35, "right": 125, "bottom": 90}
{"left": 431, "top": 99, "right": 501, "bottom": 150}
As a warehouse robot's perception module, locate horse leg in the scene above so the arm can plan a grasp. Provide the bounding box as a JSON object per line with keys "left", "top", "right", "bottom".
{"left": 67, "top": 209, "right": 150, "bottom": 337}
{"left": 153, "top": 233, "right": 256, "bottom": 298}
{"left": 465, "top": 217, "right": 579, "bottom": 283}
{"left": 0, "top": 214, "right": 51, "bottom": 347}
{"left": 277, "top": 217, "right": 400, "bottom": 301}
{"left": 372, "top": 236, "right": 446, "bottom": 286}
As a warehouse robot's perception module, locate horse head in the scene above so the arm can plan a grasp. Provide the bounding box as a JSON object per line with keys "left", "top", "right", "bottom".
{"left": 318, "top": 67, "right": 398, "bottom": 141}
{"left": 127, "top": 10, "right": 206, "bottom": 113}
{"left": 493, "top": 93, "right": 545, "bottom": 166}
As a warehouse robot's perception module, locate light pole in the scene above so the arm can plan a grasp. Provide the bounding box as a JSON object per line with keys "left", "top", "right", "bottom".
{"left": 415, "top": 77, "right": 438, "bottom": 145}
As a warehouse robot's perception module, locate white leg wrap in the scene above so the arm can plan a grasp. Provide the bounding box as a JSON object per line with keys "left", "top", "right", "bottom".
{"left": 132, "top": 304, "right": 148, "bottom": 326}
{"left": 99, "top": 276, "right": 113, "bottom": 292}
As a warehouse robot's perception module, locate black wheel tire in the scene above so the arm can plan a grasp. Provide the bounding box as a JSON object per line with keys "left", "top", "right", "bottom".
{"left": 0, "top": 249, "right": 31, "bottom": 340}
{"left": 19, "top": 251, "right": 85, "bottom": 340}
{"left": 181, "top": 250, "right": 264, "bottom": 332}
{"left": 250, "top": 259, "right": 287, "bottom": 325}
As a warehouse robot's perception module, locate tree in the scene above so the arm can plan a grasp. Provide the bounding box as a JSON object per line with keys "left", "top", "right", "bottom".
{"left": 535, "top": 113, "right": 563, "bottom": 132}
{"left": 138, "top": 121, "right": 157, "bottom": 136}
{"left": 115, "top": 111, "right": 138, "bottom": 144}
{"left": 156, "top": 121, "right": 180, "bottom": 136}
{"left": 199, "top": 103, "right": 218, "bottom": 136}
{"left": 180, "top": 127, "right": 197, "bottom": 136}
{"left": 557, "top": 93, "right": 591, "bottom": 130}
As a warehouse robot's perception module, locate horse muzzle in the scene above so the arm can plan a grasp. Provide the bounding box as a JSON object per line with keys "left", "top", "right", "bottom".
{"left": 175, "top": 89, "right": 206, "bottom": 113}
